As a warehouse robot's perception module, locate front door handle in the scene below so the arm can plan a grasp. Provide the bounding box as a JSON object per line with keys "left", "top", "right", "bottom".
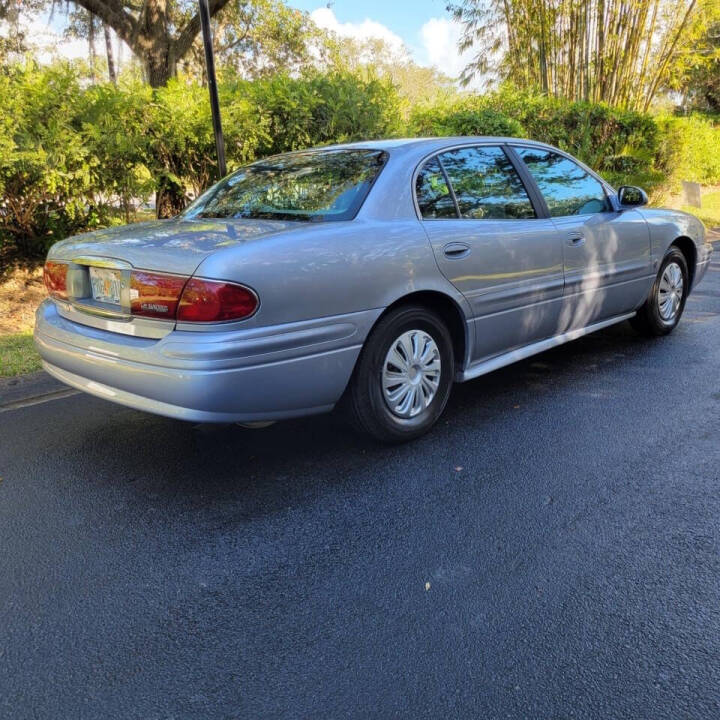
{"left": 443, "top": 242, "right": 471, "bottom": 258}
{"left": 567, "top": 235, "right": 586, "bottom": 247}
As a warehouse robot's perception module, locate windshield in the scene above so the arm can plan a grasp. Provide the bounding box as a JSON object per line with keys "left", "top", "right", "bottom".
{"left": 182, "top": 149, "right": 388, "bottom": 223}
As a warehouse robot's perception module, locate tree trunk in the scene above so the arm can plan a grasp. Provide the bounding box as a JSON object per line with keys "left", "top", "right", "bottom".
{"left": 139, "top": 0, "right": 174, "bottom": 88}
{"left": 156, "top": 175, "right": 186, "bottom": 219}
{"left": 72, "top": 0, "right": 232, "bottom": 87}
{"left": 88, "top": 12, "right": 96, "bottom": 82}
{"left": 145, "top": 47, "right": 175, "bottom": 88}
{"left": 104, "top": 23, "right": 117, "bottom": 84}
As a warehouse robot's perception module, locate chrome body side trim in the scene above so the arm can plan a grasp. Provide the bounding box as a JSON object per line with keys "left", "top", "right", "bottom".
{"left": 458, "top": 312, "right": 636, "bottom": 382}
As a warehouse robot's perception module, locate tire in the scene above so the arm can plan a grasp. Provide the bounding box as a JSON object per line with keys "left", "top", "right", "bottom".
{"left": 630, "top": 247, "right": 689, "bottom": 337}
{"left": 344, "top": 305, "right": 454, "bottom": 443}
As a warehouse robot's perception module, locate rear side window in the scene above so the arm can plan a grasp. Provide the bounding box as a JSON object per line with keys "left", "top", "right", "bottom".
{"left": 516, "top": 147, "right": 610, "bottom": 217}
{"left": 415, "top": 158, "right": 457, "bottom": 219}
{"left": 437, "top": 146, "right": 536, "bottom": 220}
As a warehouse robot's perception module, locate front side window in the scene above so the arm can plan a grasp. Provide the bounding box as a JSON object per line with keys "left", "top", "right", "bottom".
{"left": 182, "top": 149, "right": 387, "bottom": 222}
{"left": 516, "top": 147, "right": 610, "bottom": 217}
{"left": 415, "top": 158, "right": 457, "bottom": 219}
{"left": 437, "top": 146, "right": 536, "bottom": 220}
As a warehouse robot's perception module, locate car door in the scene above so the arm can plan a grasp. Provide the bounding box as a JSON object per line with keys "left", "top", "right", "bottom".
{"left": 512, "top": 145, "right": 652, "bottom": 331}
{"left": 416, "top": 144, "right": 565, "bottom": 363}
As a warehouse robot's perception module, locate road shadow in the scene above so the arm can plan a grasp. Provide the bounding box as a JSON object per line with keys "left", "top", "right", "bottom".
{"left": 23, "top": 319, "right": 660, "bottom": 512}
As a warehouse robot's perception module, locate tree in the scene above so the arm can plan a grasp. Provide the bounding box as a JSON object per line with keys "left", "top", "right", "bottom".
{"left": 324, "top": 34, "right": 456, "bottom": 107}
{"left": 0, "top": 0, "right": 47, "bottom": 59}
{"left": 449, "top": 0, "right": 714, "bottom": 111}
{"left": 103, "top": 22, "right": 117, "bottom": 84}
{"left": 62, "top": 6, "right": 120, "bottom": 84}
{"left": 672, "top": 15, "right": 720, "bottom": 111}
{"left": 50, "top": 0, "right": 233, "bottom": 87}
{"left": 57, "top": 0, "right": 321, "bottom": 86}
{"left": 198, "top": 0, "right": 325, "bottom": 79}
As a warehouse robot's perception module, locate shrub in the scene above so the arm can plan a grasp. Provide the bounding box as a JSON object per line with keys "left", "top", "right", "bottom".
{"left": 0, "top": 65, "right": 403, "bottom": 260}
{"left": 409, "top": 97, "right": 524, "bottom": 137}
{"left": 1, "top": 63, "right": 718, "bottom": 264}
{"left": 149, "top": 79, "right": 242, "bottom": 198}
{"left": 0, "top": 64, "right": 98, "bottom": 260}
{"left": 408, "top": 86, "right": 668, "bottom": 193}
{"left": 80, "top": 81, "right": 155, "bottom": 221}
{"left": 654, "top": 114, "right": 720, "bottom": 190}
{"left": 247, "top": 71, "right": 403, "bottom": 156}
{"left": 491, "top": 86, "right": 658, "bottom": 171}
{"left": 407, "top": 85, "right": 663, "bottom": 190}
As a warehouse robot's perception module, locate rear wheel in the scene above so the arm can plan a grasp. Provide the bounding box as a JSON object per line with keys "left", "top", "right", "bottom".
{"left": 631, "top": 247, "right": 689, "bottom": 336}
{"left": 344, "top": 305, "right": 454, "bottom": 442}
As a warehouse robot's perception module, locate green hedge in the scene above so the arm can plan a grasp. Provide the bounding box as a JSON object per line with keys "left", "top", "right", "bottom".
{"left": 0, "top": 64, "right": 401, "bottom": 260}
{"left": 654, "top": 114, "right": 720, "bottom": 190}
{"left": 0, "top": 65, "right": 98, "bottom": 258}
{"left": 1, "top": 64, "right": 719, "bottom": 263}
{"left": 409, "top": 89, "right": 720, "bottom": 197}
{"left": 409, "top": 87, "right": 663, "bottom": 189}
{"left": 409, "top": 100, "right": 525, "bottom": 138}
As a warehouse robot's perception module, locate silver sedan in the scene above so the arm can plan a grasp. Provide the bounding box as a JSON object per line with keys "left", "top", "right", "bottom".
{"left": 35, "top": 137, "right": 713, "bottom": 441}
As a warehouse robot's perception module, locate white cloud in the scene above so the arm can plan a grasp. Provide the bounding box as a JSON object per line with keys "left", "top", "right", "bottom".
{"left": 420, "top": 16, "right": 482, "bottom": 88}
{"left": 310, "top": 7, "right": 407, "bottom": 58}
{"left": 308, "top": 7, "right": 484, "bottom": 90}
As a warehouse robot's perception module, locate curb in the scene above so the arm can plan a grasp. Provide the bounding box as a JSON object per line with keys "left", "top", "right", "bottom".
{"left": 0, "top": 370, "right": 78, "bottom": 411}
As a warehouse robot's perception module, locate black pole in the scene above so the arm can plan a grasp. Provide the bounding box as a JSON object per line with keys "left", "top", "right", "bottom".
{"left": 198, "top": 0, "right": 227, "bottom": 179}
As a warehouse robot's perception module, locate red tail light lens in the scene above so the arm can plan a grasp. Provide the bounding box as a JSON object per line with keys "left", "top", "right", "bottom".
{"left": 130, "top": 271, "right": 188, "bottom": 319}
{"left": 43, "top": 261, "right": 68, "bottom": 299}
{"left": 177, "top": 278, "right": 258, "bottom": 322}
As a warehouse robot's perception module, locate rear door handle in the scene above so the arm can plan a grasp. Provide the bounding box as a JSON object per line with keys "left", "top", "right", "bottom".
{"left": 567, "top": 235, "right": 586, "bottom": 247}
{"left": 443, "top": 242, "right": 471, "bottom": 258}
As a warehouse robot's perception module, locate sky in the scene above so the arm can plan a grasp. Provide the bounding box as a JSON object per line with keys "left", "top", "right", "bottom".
{"left": 10, "top": 0, "right": 476, "bottom": 86}
{"left": 295, "top": 1, "right": 475, "bottom": 82}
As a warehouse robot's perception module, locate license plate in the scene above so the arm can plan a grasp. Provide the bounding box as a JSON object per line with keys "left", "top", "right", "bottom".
{"left": 89, "top": 267, "right": 123, "bottom": 305}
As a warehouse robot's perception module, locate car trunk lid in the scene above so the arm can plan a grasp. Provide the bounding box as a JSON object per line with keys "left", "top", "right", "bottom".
{"left": 47, "top": 217, "right": 299, "bottom": 337}
{"left": 49, "top": 218, "right": 299, "bottom": 274}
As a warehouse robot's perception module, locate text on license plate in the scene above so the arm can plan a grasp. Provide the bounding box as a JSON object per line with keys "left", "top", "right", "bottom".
{"left": 89, "top": 267, "right": 123, "bottom": 305}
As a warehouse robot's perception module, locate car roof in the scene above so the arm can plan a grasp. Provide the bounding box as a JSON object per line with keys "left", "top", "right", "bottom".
{"left": 319, "top": 137, "right": 554, "bottom": 154}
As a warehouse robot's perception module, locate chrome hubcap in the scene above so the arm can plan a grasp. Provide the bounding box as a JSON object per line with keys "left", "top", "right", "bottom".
{"left": 658, "top": 262, "right": 684, "bottom": 321}
{"left": 382, "top": 329, "right": 441, "bottom": 418}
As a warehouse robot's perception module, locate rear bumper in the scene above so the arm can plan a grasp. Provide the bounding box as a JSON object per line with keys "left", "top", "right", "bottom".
{"left": 34, "top": 300, "right": 380, "bottom": 422}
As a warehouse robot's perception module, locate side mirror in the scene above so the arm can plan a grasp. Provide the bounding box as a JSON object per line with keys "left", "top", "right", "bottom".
{"left": 618, "top": 185, "right": 648, "bottom": 207}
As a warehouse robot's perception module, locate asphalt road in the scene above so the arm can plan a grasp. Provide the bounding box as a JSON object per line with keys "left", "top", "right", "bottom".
{"left": 2, "top": 258, "right": 720, "bottom": 720}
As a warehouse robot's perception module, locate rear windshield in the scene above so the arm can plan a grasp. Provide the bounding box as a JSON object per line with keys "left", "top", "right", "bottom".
{"left": 182, "top": 149, "right": 388, "bottom": 222}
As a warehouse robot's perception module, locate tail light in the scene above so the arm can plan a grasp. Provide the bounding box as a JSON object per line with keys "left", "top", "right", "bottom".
{"left": 43, "top": 261, "right": 68, "bottom": 299}
{"left": 130, "top": 271, "right": 188, "bottom": 319}
{"left": 45, "top": 263, "right": 257, "bottom": 324}
{"left": 177, "top": 278, "right": 258, "bottom": 322}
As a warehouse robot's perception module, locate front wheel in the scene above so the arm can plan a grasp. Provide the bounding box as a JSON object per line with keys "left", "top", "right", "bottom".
{"left": 344, "top": 305, "right": 454, "bottom": 443}
{"left": 631, "top": 247, "right": 689, "bottom": 336}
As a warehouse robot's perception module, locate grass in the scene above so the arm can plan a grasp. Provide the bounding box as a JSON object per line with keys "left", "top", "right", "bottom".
{"left": 679, "top": 188, "right": 720, "bottom": 230}
{"left": 0, "top": 265, "right": 44, "bottom": 377}
{"left": 0, "top": 333, "right": 42, "bottom": 377}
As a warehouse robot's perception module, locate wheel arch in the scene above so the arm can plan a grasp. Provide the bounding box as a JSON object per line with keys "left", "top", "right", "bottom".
{"left": 671, "top": 236, "right": 697, "bottom": 290}
{"left": 373, "top": 290, "right": 470, "bottom": 374}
